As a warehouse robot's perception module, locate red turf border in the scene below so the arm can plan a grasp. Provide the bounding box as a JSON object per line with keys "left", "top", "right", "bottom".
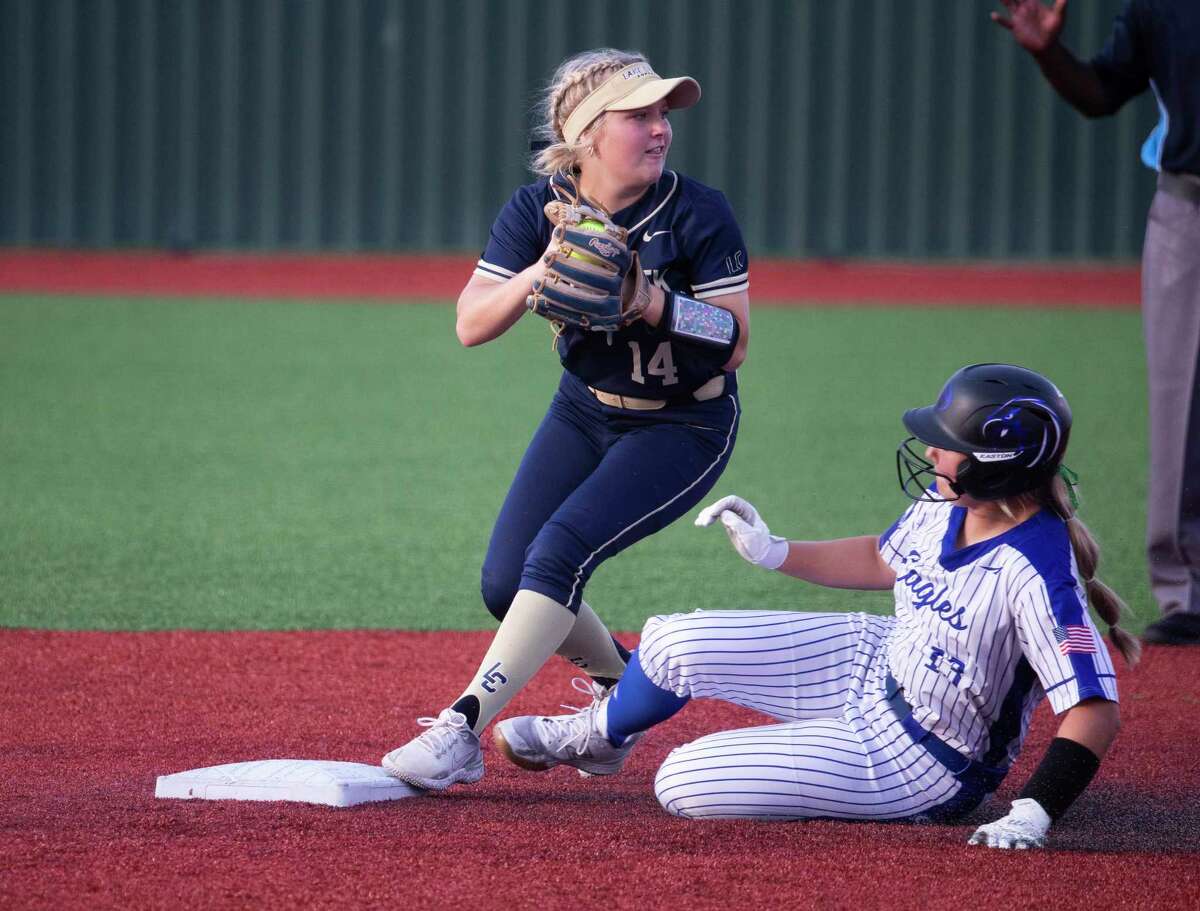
{"left": 0, "top": 249, "right": 1140, "bottom": 307}
{"left": 0, "top": 255, "right": 1165, "bottom": 908}
{"left": 1, "top": 629, "right": 1196, "bottom": 910}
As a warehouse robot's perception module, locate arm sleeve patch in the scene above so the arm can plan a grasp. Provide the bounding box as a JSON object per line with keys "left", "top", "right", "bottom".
{"left": 1012, "top": 570, "right": 1119, "bottom": 713}
{"left": 671, "top": 294, "right": 736, "bottom": 345}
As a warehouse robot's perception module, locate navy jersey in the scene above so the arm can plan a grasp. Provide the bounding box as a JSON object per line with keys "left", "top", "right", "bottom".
{"left": 475, "top": 171, "right": 749, "bottom": 398}
{"left": 1090, "top": 0, "right": 1200, "bottom": 175}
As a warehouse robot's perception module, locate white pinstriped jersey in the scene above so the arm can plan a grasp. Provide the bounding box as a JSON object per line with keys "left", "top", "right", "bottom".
{"left": 878, "top": 497, "right": 1119, "bottom": 768}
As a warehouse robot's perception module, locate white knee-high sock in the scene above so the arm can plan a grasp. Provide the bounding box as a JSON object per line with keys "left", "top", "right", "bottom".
{"left": 451, "top": 589, "right": 576, "bottom": 734}
{"left": 555, "top": 600, "right": 629, "bottom": 683}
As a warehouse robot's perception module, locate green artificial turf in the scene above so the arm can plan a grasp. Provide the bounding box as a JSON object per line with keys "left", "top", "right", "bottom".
{"left": 0, "top": 295, "right": 1151, "bottom": 632}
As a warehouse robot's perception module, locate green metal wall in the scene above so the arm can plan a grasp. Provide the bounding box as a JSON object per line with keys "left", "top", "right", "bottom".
{"left": 0, "top": 0, "right": 1158, "bottom": 259}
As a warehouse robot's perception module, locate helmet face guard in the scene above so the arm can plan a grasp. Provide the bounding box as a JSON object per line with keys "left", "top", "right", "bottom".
{"left": 896, "top": 436, "right": 960, "bottom": 502}
{"left": 896, "top": 364, "right": 1073, "bottom": 503}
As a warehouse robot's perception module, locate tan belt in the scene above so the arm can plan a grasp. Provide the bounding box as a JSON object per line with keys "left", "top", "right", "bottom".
{"left": 588, "top": 374, "right": 726, "bottom": 411}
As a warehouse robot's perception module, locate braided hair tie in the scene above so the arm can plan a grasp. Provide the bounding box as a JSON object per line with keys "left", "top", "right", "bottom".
{"left": 1058, "top": 464, "right": 1080, "bottom": 511}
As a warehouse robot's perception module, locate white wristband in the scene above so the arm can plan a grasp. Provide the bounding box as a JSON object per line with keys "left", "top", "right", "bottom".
{"left": 760, "top": 535, "right": 789, "bottom": 571}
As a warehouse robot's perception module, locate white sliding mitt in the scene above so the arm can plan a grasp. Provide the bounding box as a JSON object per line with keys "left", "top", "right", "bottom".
{"left": 967, "top": 799, "right": 1052, "bottom": 850}
{"left": 695, "top": 495, "right": 789, "bottom": 570}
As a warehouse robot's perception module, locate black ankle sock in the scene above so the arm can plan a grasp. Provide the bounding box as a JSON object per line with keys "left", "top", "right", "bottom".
{"left": 450, "top": 695, "right": 480, "bottom": 729}
{"left": 611, "top": 636, "right": 632, "bottom": 664}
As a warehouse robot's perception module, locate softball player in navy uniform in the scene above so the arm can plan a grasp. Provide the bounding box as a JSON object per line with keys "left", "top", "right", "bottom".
{"left": 495, "top": 364, "right": 1141, "bottom": 849}
{"left": 382, "top": 49, "right": 750, "bottom": 789}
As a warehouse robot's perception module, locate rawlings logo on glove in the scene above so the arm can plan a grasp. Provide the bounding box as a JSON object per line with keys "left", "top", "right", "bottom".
{"left": 526, "top": 196, "right": 651, "bottom": 333}
{"left": 586, "top": 236, "right": 621, "bottom": 259}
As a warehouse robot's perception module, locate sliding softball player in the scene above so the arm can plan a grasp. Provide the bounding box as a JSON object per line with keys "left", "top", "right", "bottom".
{"left": 495, "top": 363, "right": 1140, "bottom": 848}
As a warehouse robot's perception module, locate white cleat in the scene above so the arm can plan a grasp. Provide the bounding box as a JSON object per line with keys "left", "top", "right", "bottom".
{"left": 493, "top": 678, "right": 641, "bottom": 777}
{"left": 381, "top": 708, "right": 484, "bottom": 791}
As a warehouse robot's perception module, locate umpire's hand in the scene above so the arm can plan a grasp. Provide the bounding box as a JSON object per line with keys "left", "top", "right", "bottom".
{"left": 991, "top": 0, "right": 1067, "bottom": 57}
{"left": 968, "top": 798, "right": 1052, "bottom": 849}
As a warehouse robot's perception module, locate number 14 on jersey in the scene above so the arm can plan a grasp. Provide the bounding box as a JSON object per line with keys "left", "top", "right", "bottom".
{"left": 628, "top": 340, "right": 678, "bottom": 386}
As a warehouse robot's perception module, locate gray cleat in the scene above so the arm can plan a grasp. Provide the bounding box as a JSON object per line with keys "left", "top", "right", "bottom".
{"left": 493, "top": 678, "right": 641, "bottom": 777}
{"left": 382, "top": 708, "right": 484, "bottom": 791}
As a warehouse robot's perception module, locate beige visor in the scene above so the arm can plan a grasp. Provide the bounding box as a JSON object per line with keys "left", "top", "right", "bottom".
{"left": 561, "top": 62, "right": 701, "bottom": 144}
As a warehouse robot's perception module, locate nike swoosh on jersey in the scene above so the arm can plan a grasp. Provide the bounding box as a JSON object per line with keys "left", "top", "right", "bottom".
{"left": 642, "top": 230, "right": 671, "bottom": 243}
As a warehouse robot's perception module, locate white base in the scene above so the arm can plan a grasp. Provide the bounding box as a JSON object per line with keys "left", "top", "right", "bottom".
{"left": 155, "top": 759, "right": 423, "bottom": 807}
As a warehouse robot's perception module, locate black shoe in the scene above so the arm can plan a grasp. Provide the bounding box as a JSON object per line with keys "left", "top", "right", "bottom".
{"left": 1142, "top": 612, "right": 1200, "bottom": 645}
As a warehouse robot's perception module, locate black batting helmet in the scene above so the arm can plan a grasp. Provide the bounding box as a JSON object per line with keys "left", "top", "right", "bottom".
{"left": 896, "top": 363, "right": 1072, "bottom": 502}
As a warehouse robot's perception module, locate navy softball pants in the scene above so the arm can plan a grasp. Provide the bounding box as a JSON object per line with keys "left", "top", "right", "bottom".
{"left": 480, "top": 371, "right": 740, "bottom": 617}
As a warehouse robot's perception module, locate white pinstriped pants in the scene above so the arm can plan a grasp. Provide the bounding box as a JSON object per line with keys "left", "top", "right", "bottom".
{"left": 641, "top": 610, "right": 967, "bottom": 821}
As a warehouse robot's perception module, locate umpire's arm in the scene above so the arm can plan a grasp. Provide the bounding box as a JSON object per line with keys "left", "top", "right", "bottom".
{"left": 992, "top": 0, "right": 1120, "bottom": 118}
{"left": 1026, "top": 44, "right": 1120, "bottom": 118}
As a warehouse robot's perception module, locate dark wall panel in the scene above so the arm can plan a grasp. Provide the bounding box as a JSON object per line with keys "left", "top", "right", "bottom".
{"left": 0, "top": 0, "right": 1159, "bottom": 259}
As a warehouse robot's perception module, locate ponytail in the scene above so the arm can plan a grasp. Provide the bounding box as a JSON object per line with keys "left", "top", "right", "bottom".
{"left": 1040, "top": 472, "right": 1141, "bottom": 667}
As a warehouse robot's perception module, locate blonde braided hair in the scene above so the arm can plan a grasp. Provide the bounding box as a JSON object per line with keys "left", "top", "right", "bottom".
{"left": 1003, "top": 473, "right": 1141, "bottom": 667}
{"left": 531, "top": 49, "right": 649, "bottom": 176}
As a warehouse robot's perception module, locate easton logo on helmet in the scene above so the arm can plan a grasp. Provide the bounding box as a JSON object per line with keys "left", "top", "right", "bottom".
{"left": 896, "top": 364, "right": 1073, "bottom": 502}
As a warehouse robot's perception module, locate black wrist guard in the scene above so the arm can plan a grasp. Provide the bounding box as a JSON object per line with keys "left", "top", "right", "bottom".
{"left": 1017, "top": 736, "right": 1101, "bottom": 821}
{"left": 664, "top": 292, "right": 739, "bottom": 356}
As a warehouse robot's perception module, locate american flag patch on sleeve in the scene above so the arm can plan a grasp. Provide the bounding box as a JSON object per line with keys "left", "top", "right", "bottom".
{"left": 1053, "top": 625, "right": 1097, "bottom": 655}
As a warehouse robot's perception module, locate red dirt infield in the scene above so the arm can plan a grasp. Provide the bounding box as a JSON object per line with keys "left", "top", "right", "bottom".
{"left": 0, "top": 249, "right": 1141, "bottom": 307}
{"left": 0, "top": 255, "right": 1169, "bottom": 908}
{"left": 1, "top": 629, "right": 1196, "bottom": 910}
